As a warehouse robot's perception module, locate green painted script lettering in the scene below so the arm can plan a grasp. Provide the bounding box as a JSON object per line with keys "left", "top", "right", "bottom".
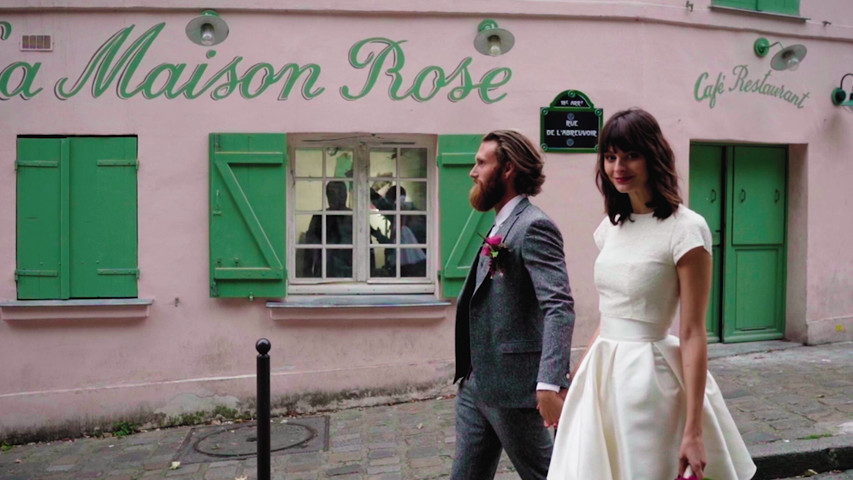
{"left": 0, "top": 61, "right": 42, "bottom": 100}
{"left": 340, "top": 38, "right": 511, "bottom": 103}
{"left": 54, "top": 23, "right": 324, "bottom": 101}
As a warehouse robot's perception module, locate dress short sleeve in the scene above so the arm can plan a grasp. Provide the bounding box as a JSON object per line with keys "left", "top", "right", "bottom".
{"left": 593, "top": 217, "right": 610, "bottom": 251}
{"left": 671, "top": 208, "right": 712, "bottom": 263}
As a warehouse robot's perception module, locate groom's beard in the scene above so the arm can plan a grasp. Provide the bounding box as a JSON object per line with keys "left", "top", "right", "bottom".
{"left": 469, "top": 172, "right": 506, "bottom": 212}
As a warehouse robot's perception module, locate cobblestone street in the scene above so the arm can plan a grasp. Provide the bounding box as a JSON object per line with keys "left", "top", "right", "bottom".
{"left": 1, "top": 341, "right": 851, "bottom": 480}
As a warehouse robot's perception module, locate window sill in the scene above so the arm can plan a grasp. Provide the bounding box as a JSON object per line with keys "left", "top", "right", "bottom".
{"left": 266, "top": 295, "right": 451, "bottom": 321}
{"left": 708, "top": 5, "right": 808, "bottom": 22}
{"left": 0, "top": 299, "right": 154, "bottom": 321}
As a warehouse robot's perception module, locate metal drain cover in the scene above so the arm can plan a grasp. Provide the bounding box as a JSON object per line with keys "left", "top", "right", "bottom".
{"left": 173, "top": 416, "right": 329, "bottom": 465}
{"left": 195, "top": 422, "right": 313, "bottom": 456}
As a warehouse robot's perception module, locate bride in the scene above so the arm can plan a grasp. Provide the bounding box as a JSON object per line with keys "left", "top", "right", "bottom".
{"left": 547, "top": 108, "right": 756, "bottom": 480}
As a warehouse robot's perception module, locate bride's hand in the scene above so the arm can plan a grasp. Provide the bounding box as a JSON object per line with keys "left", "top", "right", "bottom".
{"left": 536, "top": 390, "right": 565, "bottom": 428}
{"left": 678, "top": 435, "right": 706, "bottom": 479}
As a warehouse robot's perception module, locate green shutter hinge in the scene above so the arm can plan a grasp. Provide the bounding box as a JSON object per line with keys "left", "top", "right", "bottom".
{"left": 212, "top": 190, "right": 222, "bottom": 216}
{"left": 210, "top": 281, "right": 219, "bottom": 297}
{"left": 214, "top": 134, "right": 221, "bottom": 151}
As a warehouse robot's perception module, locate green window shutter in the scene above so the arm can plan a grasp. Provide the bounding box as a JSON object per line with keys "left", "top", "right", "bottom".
{"left": 68, "top": 137, "right": 138, "bottom": 298}
{"left": 713, "top": 0, "right": 759, "bottom": 9}
{"left": 438, "top": 134, "right": 494, "bottom": 299}
{"left": 210, "top": 133, "right": 287, "bottom": 299}
{"left": 713, "top": 0, "right": 799, "bottom": 14}
{"left": 757, "top": 0, "right": 798, "bottom": 15}
{"left": 16, "top": 137, "right": 65, "bottom": 299}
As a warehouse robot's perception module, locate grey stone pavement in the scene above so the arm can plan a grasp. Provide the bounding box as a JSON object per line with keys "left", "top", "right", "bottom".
{"left": 1, "top": 340, "right": 851, "bottom": 480}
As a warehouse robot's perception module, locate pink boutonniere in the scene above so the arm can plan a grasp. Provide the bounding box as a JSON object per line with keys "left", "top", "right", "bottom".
{"left": 479, "top": 234, "right": 510, "bottom": 279}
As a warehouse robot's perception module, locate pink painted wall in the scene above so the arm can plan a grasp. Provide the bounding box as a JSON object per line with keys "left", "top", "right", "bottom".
{"left": 1, "top": 0, "right": 852, "bottom": 435}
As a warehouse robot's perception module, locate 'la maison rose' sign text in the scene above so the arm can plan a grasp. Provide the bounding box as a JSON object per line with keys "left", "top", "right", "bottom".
{"left": 0, "top": 22, "right": 512, "bottom": 104}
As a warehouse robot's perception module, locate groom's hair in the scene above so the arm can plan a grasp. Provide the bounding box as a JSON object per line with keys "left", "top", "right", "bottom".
{"left": 482, "top": 130, "right": 545, "bottom": 196}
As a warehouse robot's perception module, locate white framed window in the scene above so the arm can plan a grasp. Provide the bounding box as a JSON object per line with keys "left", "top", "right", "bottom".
{"left": 287, "top": 134, "right": 435, "bottom": 295}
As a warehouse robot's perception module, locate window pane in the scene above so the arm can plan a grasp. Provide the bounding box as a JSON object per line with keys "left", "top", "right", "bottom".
{"left": 402, "top": 214, "right": 427, "bottom": 244}
{"left": 295, "top": 248, "right": 321, "bottom": 278}
{"left": 295, "top": 180, "right": 323, "bottom": 211}
{"left": 325, "top": 214, "right": 353, "bottom": 245}
{"left": 296, "top": 214, "right": 317, "bottom": 244}
{"left": 325, "top": 180, "right": 352, "bottom": 210}
{"left": 400, "top": 248, "right": 427, "bottom": 277}
{"left": 371, "top": 246, "right": 395, "bottom": 278}
{"left": 326, "top": 249, "right": 353, "bottom": 278}
{"left": 294, "top": 149, "right": 323, "bottom": 178}
{"left": 400, "top": 181, "right": 426, "bottom": 212}
{"left": 370, "top": 213, "right": 395, "bottom": 245}
{"left": 370, "top": 184, "right": 395, "bottom": 212}
{"left": 400, "top": 148, "right": 427, "bottom": 178}
{"left": 370, "top": 148, "right": 396, "bottom": 177}
{"left": 326, "top": 150, "right": 354, "bottom": 178}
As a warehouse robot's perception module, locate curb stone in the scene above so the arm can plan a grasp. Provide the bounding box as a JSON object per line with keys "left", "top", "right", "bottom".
{"left": 751, "top": 434, "right": 853, "bottom": 479}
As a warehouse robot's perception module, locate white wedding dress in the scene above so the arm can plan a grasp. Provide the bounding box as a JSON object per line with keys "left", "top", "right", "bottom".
{"left": 548, "top": 206, "right": 756, "bottom": 480}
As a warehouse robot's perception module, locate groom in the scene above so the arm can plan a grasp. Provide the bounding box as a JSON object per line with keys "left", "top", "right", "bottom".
{"left": 452, "top": 130, "right": 575, "bottom": 480}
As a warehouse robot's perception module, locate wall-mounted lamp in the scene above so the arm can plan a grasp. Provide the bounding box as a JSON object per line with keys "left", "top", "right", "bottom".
{"left": 186, "top": 10, "right": 229, "bottom": 46}
{"left": 474, "top": 19, "right": 514, "bottom": 57}
{"left": 831, "top": 73, "right": 853, "bottom": 112}
{"left": 754, "top": 37, "right": 807, "bottom": 71}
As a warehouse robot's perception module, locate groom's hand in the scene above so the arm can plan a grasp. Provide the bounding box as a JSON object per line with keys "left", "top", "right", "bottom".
{"left": 536, "top": 389, "right": 567, "bottom": 428}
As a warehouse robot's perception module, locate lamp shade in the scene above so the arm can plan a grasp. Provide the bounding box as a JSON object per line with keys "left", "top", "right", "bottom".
{"left": 186, "top": 10, "right": 229, "bottom": 46}
{"left": 770, "top": 44, "right": 807, "bottom": 71}
{"left": 474, "top": 19, "right": 514, "bottom": 56}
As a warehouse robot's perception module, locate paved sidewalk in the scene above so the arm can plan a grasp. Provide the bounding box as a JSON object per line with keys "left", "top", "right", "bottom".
{"left": 1, "top": 341, "right": 850, "bottom": 480}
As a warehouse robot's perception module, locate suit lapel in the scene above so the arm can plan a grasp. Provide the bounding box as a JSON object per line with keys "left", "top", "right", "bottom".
{"left": 496, "top": 197, "right": 529, "bottom": 241}
{"left": 472, "top": 198, "right": 530, "bottom": 294}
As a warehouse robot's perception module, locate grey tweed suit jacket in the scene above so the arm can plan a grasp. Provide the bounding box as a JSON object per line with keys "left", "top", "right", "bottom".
{"left": 454, "top": 198, "right": 575, "bottom": 409}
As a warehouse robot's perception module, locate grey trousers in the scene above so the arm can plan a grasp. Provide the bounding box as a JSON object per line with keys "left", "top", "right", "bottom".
{"left": 451, "top": 375, "right": 554, "bottom": 480}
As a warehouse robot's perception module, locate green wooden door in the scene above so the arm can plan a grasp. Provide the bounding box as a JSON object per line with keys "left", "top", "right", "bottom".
{"left": 689, "top": 144, "right": 787, "bottom": 343}
{"left": 689, "top": 145, "right": 724, "bottom": 342}
{"left": 723, "top": 146, "right": 787, "bottom": 341}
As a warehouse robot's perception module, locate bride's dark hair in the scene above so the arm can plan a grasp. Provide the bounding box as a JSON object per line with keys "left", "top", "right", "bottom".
{"left": 595, "top": 108, "right": 682, "bottom": 225}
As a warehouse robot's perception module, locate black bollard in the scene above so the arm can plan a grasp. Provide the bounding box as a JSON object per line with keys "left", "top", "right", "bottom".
{"left": 256, "top": 338, "right": 271, "bottom": 480}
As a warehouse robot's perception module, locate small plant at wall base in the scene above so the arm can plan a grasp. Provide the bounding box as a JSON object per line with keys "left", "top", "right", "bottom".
{"left": 1, "top": 441, "right": 12, "bottom": 452}
{"left": 111, "top": 422, "right": 138, "bottom": 437}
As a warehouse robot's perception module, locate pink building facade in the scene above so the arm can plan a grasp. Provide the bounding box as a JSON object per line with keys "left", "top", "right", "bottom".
{"left": 1, "top": 0, "right": 851, "bottom": 438}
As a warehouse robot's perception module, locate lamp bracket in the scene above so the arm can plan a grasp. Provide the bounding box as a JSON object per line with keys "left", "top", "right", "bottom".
{"left": 753, "top": 37, "right": 780, "bottom": 57}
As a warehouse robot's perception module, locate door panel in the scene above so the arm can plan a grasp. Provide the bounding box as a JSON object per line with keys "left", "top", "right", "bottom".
{"left": 689, "top": 145, "right": 723, "bottom": 341}
{"left": 732, "top": 248, "right": 780, "bottom": 331}
{"left": 724, "top": 145, "right": 787, "bottom": 342}
{"left": 732, "top": 146, "right": 786, "bottom": 246}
